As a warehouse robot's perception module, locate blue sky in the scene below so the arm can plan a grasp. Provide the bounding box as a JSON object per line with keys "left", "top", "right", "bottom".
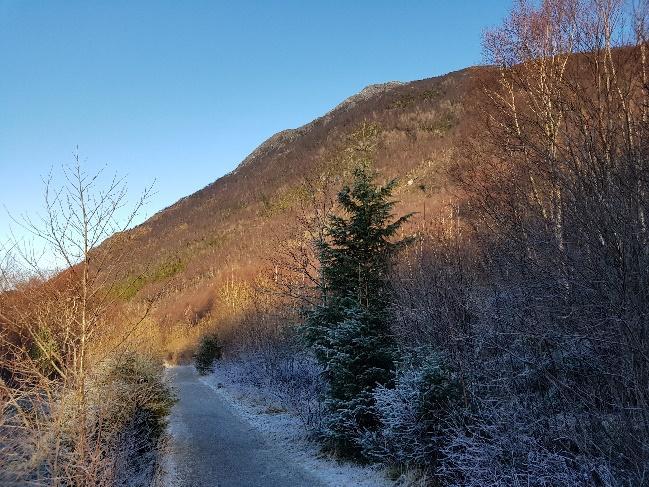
{"left": 0, "top": 0, "right": 512, "bottom": 243}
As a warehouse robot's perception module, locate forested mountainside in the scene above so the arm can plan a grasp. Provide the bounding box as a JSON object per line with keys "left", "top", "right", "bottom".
{"left": 110, "top": 66, "right": 487, "bottom": 326}
{"left": 3, "top": 1, "right": 647, "bottom": 485}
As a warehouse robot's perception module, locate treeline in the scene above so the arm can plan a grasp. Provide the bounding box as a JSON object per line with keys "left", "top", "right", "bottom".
{"left": 208, "top": 1, "right": 649, "bottom": 485}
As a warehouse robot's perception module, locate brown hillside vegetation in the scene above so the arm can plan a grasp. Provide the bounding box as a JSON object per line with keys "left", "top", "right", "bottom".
{"left": 110, "top": 66, "right": 487, "bottom": 338}
{"left": 113, "top": 34, "right": 647, "bottom": 364}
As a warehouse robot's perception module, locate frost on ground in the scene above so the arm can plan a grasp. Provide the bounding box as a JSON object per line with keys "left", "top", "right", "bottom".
{"left": 200, "top": 359, "right": 393, "bottom": 487}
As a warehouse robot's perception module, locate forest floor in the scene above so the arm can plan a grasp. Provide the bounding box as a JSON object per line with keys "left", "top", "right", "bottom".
{"left": 157, "top": 365, "right": 391, "bottom": 487}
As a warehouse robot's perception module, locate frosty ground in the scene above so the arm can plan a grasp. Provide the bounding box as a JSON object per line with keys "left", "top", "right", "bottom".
{"left": 158, "top": 364, "right": 391, "bottom": 487}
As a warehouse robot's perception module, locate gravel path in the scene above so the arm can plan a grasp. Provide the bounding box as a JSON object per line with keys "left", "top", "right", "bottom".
{"left": 159, "top": 366, "right": 326, "bottom": 487}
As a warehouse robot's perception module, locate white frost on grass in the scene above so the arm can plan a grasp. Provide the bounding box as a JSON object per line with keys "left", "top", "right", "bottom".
{"left": 154, "top": 368, "right": 184, "bottom": 487}
{"left": 152, "top": 438, "right": 179, "bottom": 487}
{"left": 200, "top": 363, "right": 393, "bottom": 487}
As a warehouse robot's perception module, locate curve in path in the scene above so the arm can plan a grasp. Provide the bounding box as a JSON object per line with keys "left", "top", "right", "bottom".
{"left": 160, "top": 365, "right": 326, "bottom": 487}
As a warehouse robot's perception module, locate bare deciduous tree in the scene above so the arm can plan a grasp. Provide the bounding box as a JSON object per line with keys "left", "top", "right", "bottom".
{"left": 388, "top": 1, "right": 649, "bottom": 483}
{"left": 0, "top": 155, "right": 171, "bottom": 486}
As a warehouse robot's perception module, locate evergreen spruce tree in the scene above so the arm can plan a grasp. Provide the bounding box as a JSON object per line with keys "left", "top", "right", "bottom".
{"left": 304, "top": 163, "right": 412, "bottom": 458}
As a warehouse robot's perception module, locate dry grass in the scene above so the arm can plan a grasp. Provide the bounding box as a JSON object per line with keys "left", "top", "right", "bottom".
{"left": 0, "top": 349, "right": 174, "bottom": 486}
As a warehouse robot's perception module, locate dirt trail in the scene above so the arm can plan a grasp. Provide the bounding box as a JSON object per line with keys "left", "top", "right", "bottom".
{"left": 159, "top": 366, "right": 325, "bottom": 487}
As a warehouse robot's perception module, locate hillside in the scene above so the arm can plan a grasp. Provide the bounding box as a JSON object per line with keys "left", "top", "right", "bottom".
{"left": 114, "top": 66, "right": 488, "bottom": 328}
{"left": 4, "top": 1, "right": 647, "bottom": 483}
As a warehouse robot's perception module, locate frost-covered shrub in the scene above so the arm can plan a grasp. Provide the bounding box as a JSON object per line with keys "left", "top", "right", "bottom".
{"left": 95, "top": 352, "right": 176, "bottom": 485}
{"left": 0, "top": 352, "right": 175, "bottom": 486}
{"left": 220, "top": 347, "right": 327, "bottom": 430}
{"left": 98, "top": 352, "right": 176, "bottom": 440}
{"left": 269, "top": 353, "right": 327, "bottom": 429}
{"left": 316, "top": 305, "right": 396, "bottom": 460}
{"left": 194, "top": 333, "right": 223, "bottom": 375}
{"left": 439, "top": 401, "right": 620, "bottom": 487}
{"left": 361, "top": 349, "right": 458, "bottom": 470}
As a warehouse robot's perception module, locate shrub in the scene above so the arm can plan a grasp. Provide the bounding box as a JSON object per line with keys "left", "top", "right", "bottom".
{"left": 0, "top": 351, "right": 175, "bottom": 486}
{"left": 97, "top": 351, "right": 176, "bottom": 439}
{"left": 194, "top": 333, "right": 223, "bottom": 375}
{"left": 218, "top": 347, "right": 327, "bottom": 431}
{"left": 438, "top": 401, "right": 619, "bottom": 486}
{"left": 90, "top": 351, "right": 176, "bottom": 485}
{"left": 28, "top": 326, "right": 62, "bottom": 379}
{"left": 361, "top": 349, "right": 459, "bottom": 471}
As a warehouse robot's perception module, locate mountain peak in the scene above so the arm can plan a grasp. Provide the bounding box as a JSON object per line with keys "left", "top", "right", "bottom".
{"left": 235, "top": 81, "right": 404, "bottom": 172}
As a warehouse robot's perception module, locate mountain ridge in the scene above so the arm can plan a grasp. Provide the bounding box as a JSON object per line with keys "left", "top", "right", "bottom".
{"left": 114, "top": 65, "right": 485, "bottom": 326}
{"left": 143, "top": 67, "right": 475, "bottom": 226}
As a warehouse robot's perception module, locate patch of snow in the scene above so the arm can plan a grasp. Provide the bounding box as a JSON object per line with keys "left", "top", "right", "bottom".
{"left": 200, "top": 367, "right": 393, "bottom": 487}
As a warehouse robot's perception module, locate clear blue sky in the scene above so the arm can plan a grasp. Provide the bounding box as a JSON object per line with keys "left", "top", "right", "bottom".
{"left": 0, "top": 0, "right": 512, "bottom": 242}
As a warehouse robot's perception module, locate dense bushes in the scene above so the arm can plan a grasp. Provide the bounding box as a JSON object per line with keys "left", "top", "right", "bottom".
{"left": 390, "top": 224, "right": 649, "bottom": 484}
{"left": 361, "top": 350, "right": 458, "bottom": 470}
{"left": 429, "top": 2, "right": 649, "bottom": 483}
{"left": 93, "top": 352, "right": 176, "bottom": 484}
{"left": 97, "top": 352, "right": 176, "bottom": 440}
{"left": 216, "top": 345, "right": 328, "bottom": 430}
{"left": 194, "top": 333, "right": 223, "bottom": 375}
{"left": 0, "top": 351, "right": 174, "bottom": 486}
